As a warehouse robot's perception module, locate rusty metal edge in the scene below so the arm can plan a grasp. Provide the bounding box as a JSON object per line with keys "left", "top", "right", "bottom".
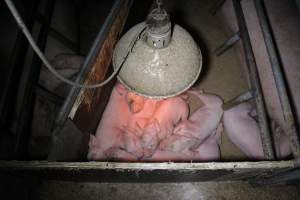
{"left": 253, "top": 0, "right": 300, "bottom": 160}
{"left": 55, "top": 0, "right": 133, "bottom": 129}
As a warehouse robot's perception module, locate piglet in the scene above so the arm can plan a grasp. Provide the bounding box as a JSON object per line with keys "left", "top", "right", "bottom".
{"left": 143, "top": 96, "right": 189, "bottom": 141}
{"left": 88, "top": 82, "right": 160, "bottom": 160}
{"left": 140, "top": 96, "right": 189, "bottom": 157}
{"left": 160, "top": 89, "right": 223, "bottom": 153}
{"left": 223, "top": 102, "right": 291, "bottom": 160}
{"left": 87, "top": 82, "right": 131, "bottom": 160}
{"left": 119, "top": 125, "right": 144, "bottom": 159}
{"left": 146, "top": 125, "right": 221, "bottom": 161}
{"left": 138, "top": 119, "right": 161, "bottom": 158}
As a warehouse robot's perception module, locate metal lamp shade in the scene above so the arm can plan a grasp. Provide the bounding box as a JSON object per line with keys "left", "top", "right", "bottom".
{"left": 113, "top": 23, "right": 202, "bottom": 98}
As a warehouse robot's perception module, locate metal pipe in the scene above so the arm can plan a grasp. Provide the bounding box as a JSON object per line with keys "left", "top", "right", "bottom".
{"left": 223, "top": 90, "right": 255, "bottom": 111}
{"left": 215, "top": 32, "right": 240, "bottom": 56}
{"left": 254, "top": 0, "right": 300, "bottom": 159}
{"left": 210, "top": 0, "right": 226, "bottom": 15}
{"left": 232, "top": 0, "right": 275, "bottom": 160}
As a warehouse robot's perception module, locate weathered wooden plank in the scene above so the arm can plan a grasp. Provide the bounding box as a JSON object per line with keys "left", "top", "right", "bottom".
{"left": 0, "top": 160, "right": 294, "bottom": 170}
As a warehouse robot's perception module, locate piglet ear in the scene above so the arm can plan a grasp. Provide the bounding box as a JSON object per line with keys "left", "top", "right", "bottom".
{"left": 131, "top": 100, "right": 144, "bottom": 113}
{"left": 115, "top": 82, "right": 127, "bottom": 95}
{"left": 126, "top": 92, "right": 145, "bottom": 113}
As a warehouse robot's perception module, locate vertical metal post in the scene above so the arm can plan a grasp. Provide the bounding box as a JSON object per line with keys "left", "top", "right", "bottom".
{"left": 14, "top": 0, "right": 56, "bottom": 158}
{"left": 0, "top": 0, "right": 39, "bottom": 130}
{"left": 254, "top": 0, "right": 300, "bottom": 159}
{"left": 232, "top": 0, "right": 275, "bottom": 160}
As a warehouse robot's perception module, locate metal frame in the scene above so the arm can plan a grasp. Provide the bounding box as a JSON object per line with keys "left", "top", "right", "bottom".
{"left": 223, "top": 90, "right": 255, "bottom": 111}
{"left": 214, "top": 0, "right": 300, "bottom": 162}
{"left": 232, "top": 0, "right": 275, "bottom": 160}
{"left": 14, "top": 0, "right": 57, "bottom": 158}
{"left": 7, "top": 0, "right": 84, "bottom": 158}
{"left": 253, "top": 0, "right": 300, "bottom": 160}
{"left": 0, "top": 0, "right": 39, "bottom": 131}
{"left": 214, "top": 32, "right": 240, "bottom": 56}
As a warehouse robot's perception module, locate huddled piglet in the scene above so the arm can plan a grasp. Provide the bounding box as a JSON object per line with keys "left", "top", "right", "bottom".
{"left": 148, "top": 123, "right": 222, "bottom": 161}
{"left": 140, "top": 96, "right": 189, "bottom": 158}
{"left": 88, "top": 84, "right": 224, "bottom": 162}
{"left": 159, "top": 89, "right": 223, "bottom": 156}
{"left": 87, "top": 82, "right": 133, "bottom": 160}
{"left": 88, "top": 83, "right": 161, "bottom": 160}
{"left": 223, "top": 102, "right": 291, "bottom": 160}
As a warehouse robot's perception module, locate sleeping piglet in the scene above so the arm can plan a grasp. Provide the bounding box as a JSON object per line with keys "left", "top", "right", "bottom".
{"left": 88, "top": 82, "right": 160, "bottom": 160}
{"left": 223, "top": 102, "right": 291, "bottom": 160}
{"left": 159, "top": 89, "right": 223, "bottom": 153}
{"left": 140, "top": 96, "right": 189, "bottom": 157}
{"left": 145, "top": 124, "right": 222, "bottom": 162}
{"left": 87, "top": 82, "right": 131, "bottom": 160}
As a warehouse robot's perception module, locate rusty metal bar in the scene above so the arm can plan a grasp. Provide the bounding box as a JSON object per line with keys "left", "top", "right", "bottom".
{"left": 232, "top": 0, "right": 275, "bottom": 160}
{"left": 223, "top": 90, "right": 255, "bottom": 111}
{"left": 55, "top": 0, "right": 133, "bottom": 128}
{"left": 253, "top": 0, "right": 300, "bottom": 159}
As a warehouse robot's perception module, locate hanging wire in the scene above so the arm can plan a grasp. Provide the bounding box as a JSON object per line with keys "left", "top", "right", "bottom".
{"left": 4, "top": 0, "right": 145, "bottom": 89}
{"left": 156, "top": 0, "right": 162, "bottom": 10}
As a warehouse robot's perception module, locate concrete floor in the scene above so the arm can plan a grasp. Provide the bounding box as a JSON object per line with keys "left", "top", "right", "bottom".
{"left": 31, "top": 180, "right": 299, "bottom": 200}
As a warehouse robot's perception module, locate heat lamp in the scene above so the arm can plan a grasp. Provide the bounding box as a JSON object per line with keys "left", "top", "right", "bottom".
{"left": 113, "top": 3, "right": 202, "bottom": 98}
